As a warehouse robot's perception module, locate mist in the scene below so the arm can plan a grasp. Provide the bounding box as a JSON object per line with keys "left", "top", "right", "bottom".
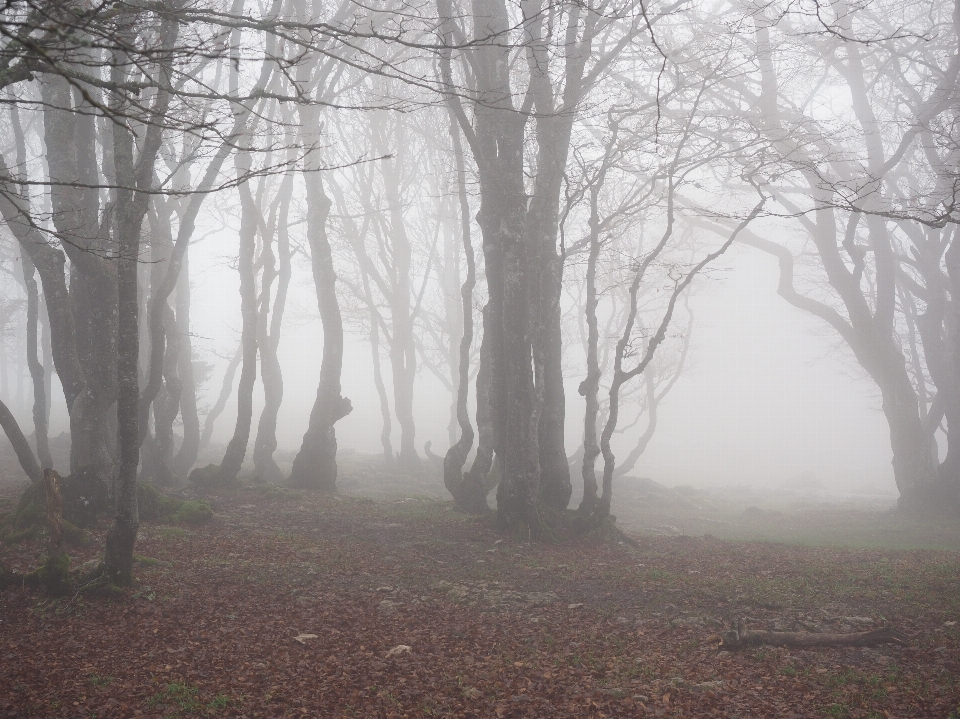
{"left": 1, "top": 0, "right": 959, "bottom": 716}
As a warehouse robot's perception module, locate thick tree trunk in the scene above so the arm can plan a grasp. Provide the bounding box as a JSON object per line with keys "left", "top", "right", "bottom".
{"left": 105, "top": 14, "right": 176, "bottom": 582}
{"left": 42, "top": 73, "right": 118, "bottom": 506}
{"left": 880, "top": 367, "right": 944, "bottom": 510}
{"left": 289, "top": 106, "right": 351, "bottom": 490}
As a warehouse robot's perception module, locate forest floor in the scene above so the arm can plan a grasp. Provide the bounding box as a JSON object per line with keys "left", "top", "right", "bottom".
{"left": 1, "top": 457, "right": 960, "bottom": 718}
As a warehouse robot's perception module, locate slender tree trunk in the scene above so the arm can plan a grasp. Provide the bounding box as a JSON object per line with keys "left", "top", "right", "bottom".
{"left": 142, "top": 204, "right": 182, "bottom": 485}
{"left": 578, "top": 188, "right": 602, "bottom": 515}
{"left": 252, "top": 178, "right": 287, "bottom": 484}
{"left": 442, "top": 109, "right": 487, "bottom": 513}
{"left": 0, "top": 398, "right": 41, "bottom": 482}
{"left": 199, "top": 344, "right": 242, "bottom": 452}
{"left": 172, "top": 249, "right": 200, "bottom": 478}
{"left": 216, "top": 149, "right": 259, "bottom": 483}
{"left": 364, "top": 269, "right": 394, "bottom": 463}
{"left": 466, "top": 304, "right": 495, "bottom": 484}
{"left": 22, "top": 255, "right": 51, "bottom": 469}
{"left": 9, "top": 99, "right": 52, "bottom": 470}
{"left": 378, "top": 122, "right": 420, "bottom": 471}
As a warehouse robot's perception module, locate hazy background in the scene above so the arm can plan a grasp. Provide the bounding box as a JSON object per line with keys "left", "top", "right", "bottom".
{"left": 72, "top": 226, "right": 887, "bottom": 499}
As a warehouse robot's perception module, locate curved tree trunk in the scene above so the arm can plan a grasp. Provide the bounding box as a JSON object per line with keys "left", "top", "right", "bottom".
{"left": 9, "top": 101, "right": 52, "bottom": 471}
{"left": 288, "top": 104, "right": 351, "bottom": 490}
{"left": 442, "top": 107, "right": 488, "bottom": 513}
{"left": 215, "top": 148, "right": 260, "bottom": 483}
{"left": 199, "top": 344, "right": 242, "bottom": 452}
{"left": 0, "top": 398, "right": 41, "bottom": 483}
{"left": 252, "top": 175, "right": 291, "bottom": 484}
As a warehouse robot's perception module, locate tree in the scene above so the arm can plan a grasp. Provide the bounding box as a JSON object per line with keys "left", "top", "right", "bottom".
{"left": 709, "top": 0, "right": 960, "bottom": 509}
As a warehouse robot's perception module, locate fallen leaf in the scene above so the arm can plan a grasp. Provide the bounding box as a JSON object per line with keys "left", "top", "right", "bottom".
{"left": 293, "top": 633, "right": 318, "bottom": 644}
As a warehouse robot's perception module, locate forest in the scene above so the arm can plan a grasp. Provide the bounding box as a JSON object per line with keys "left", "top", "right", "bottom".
{"left": 0, "top": 0, "right": 959, "bottom": 716}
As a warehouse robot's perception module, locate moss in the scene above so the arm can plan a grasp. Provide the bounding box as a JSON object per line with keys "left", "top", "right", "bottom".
{"left": 171, "top": 500, "right": 213, "bottom": 525}
{"left": 157, "top": 526, "right": 188, "bottom": 539}
{"left": 134, "top": 554, "right": 164, "bottom": 567}
{"left": 25, "top": 554, "right": 71, "bottom": 597}
{"left": 2, "top": 474, "right": 103, "bottom": 537}
{"left": 80, "top": 578, "right": 126, "bottom": 598}
{"left": 0, "top": 523, "right": 39, "bottom": 545}
{"left": 137, "top": 482, "right": 183, "bottom": 521}
{"left": 138, "top": 484, "right": 213, "bottom": 525}
{"left": 62, "top": 520, "right": 92, "bottom": 547}
{"left": 188, "top": 463, "right": 236, "bottom": 489}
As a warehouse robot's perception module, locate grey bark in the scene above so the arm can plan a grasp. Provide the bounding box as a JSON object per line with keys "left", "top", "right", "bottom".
{"left": 172, "top": 248, "right": 200, "bottom": 478}
{"left": 199, "top": 344, "right": 242, "bottom": 452}
{"left": 105, "top": 12, "right": 177, "bottom": 583}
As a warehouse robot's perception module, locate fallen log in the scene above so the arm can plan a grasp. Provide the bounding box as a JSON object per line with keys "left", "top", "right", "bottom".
{"left": 717, "top": 620, "right": 905, "bottom": 651}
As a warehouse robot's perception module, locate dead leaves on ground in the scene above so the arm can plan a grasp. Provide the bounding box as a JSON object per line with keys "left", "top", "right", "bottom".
{"left": 1, "top": 485, "right": 959, "bottom": 718}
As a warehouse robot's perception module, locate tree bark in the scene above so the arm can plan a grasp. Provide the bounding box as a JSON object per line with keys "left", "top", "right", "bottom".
{"left": 105, "top": 12, "right": 177, "bottom": 583}
{"left": 253, "top": 171, "right": 292, "bottom": 484}
{"left": 288, "top": 105, "right": 352, "bottom": 490}
{"left": 199, "top": 344, "right": 242, "bottom": 452}
{"left": 215, "top": 148, "right": 260, "bottom": 483}
{"left": 0, "top": 397, "right": 41, "bottom": 482}
{"left": 442, "top": 104, "right": 488, "bottom": 513}
{"left": 172, "top": 248, "right": 200, "bottom": 479}
{"left": 9, "top": 100, "right": 52, "bottom": 471}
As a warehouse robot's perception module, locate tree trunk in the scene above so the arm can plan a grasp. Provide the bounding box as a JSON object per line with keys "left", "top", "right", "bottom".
{"left": 142, "top": 205, "right": 182, "bottom": 486}
{"left": 442, "top": 108, "right": 488, "bottom": 513}
{"left": 465, "top": 304, "right": 496, "bottom": 485}
{"left": 364, "top": 269, "right": 394, "bottom": 464}
{"left": 378, "top": 119, "right": 420, "bottom": 471}
{"left": 252, "top": 176, "right": 289, "bottom": 484}
{"left": 9, "top": 100, "right": 52, "bottom": 470}
{"left": 199, "top": 344, "right": 242, "bottom": 452}
{"left": 0, "top": 398, "right": 41, "bottom": 482}
{"left": 41, "top": 73, "right": 118, "bottom": 507}
{"left": 105, "top": 13, "right": 177, "bottom": 582}
{"left": 216, "top": 148, "right": 259, "bottom": 483}
{"left": 172, "top": 249, "right": 200, "bottom": 479}
{"left": 288, "top": 106, "right": 351, "bottom": 490}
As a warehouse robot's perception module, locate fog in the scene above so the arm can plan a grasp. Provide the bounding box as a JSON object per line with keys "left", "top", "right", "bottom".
{"left": 164, "top": 236, "right": 894, "bottom": 498}
{"left": 1, "top": 0, "right": 959, "bottom": 568}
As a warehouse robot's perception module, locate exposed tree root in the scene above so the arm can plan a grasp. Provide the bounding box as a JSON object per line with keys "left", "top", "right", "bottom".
{"left": 717, "top": 620, "right": 906, "bottom": 651}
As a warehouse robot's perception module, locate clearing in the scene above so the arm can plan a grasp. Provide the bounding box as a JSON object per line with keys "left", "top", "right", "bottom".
{"left": 1, "top": 460, "right": 959, "bottom": 718}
